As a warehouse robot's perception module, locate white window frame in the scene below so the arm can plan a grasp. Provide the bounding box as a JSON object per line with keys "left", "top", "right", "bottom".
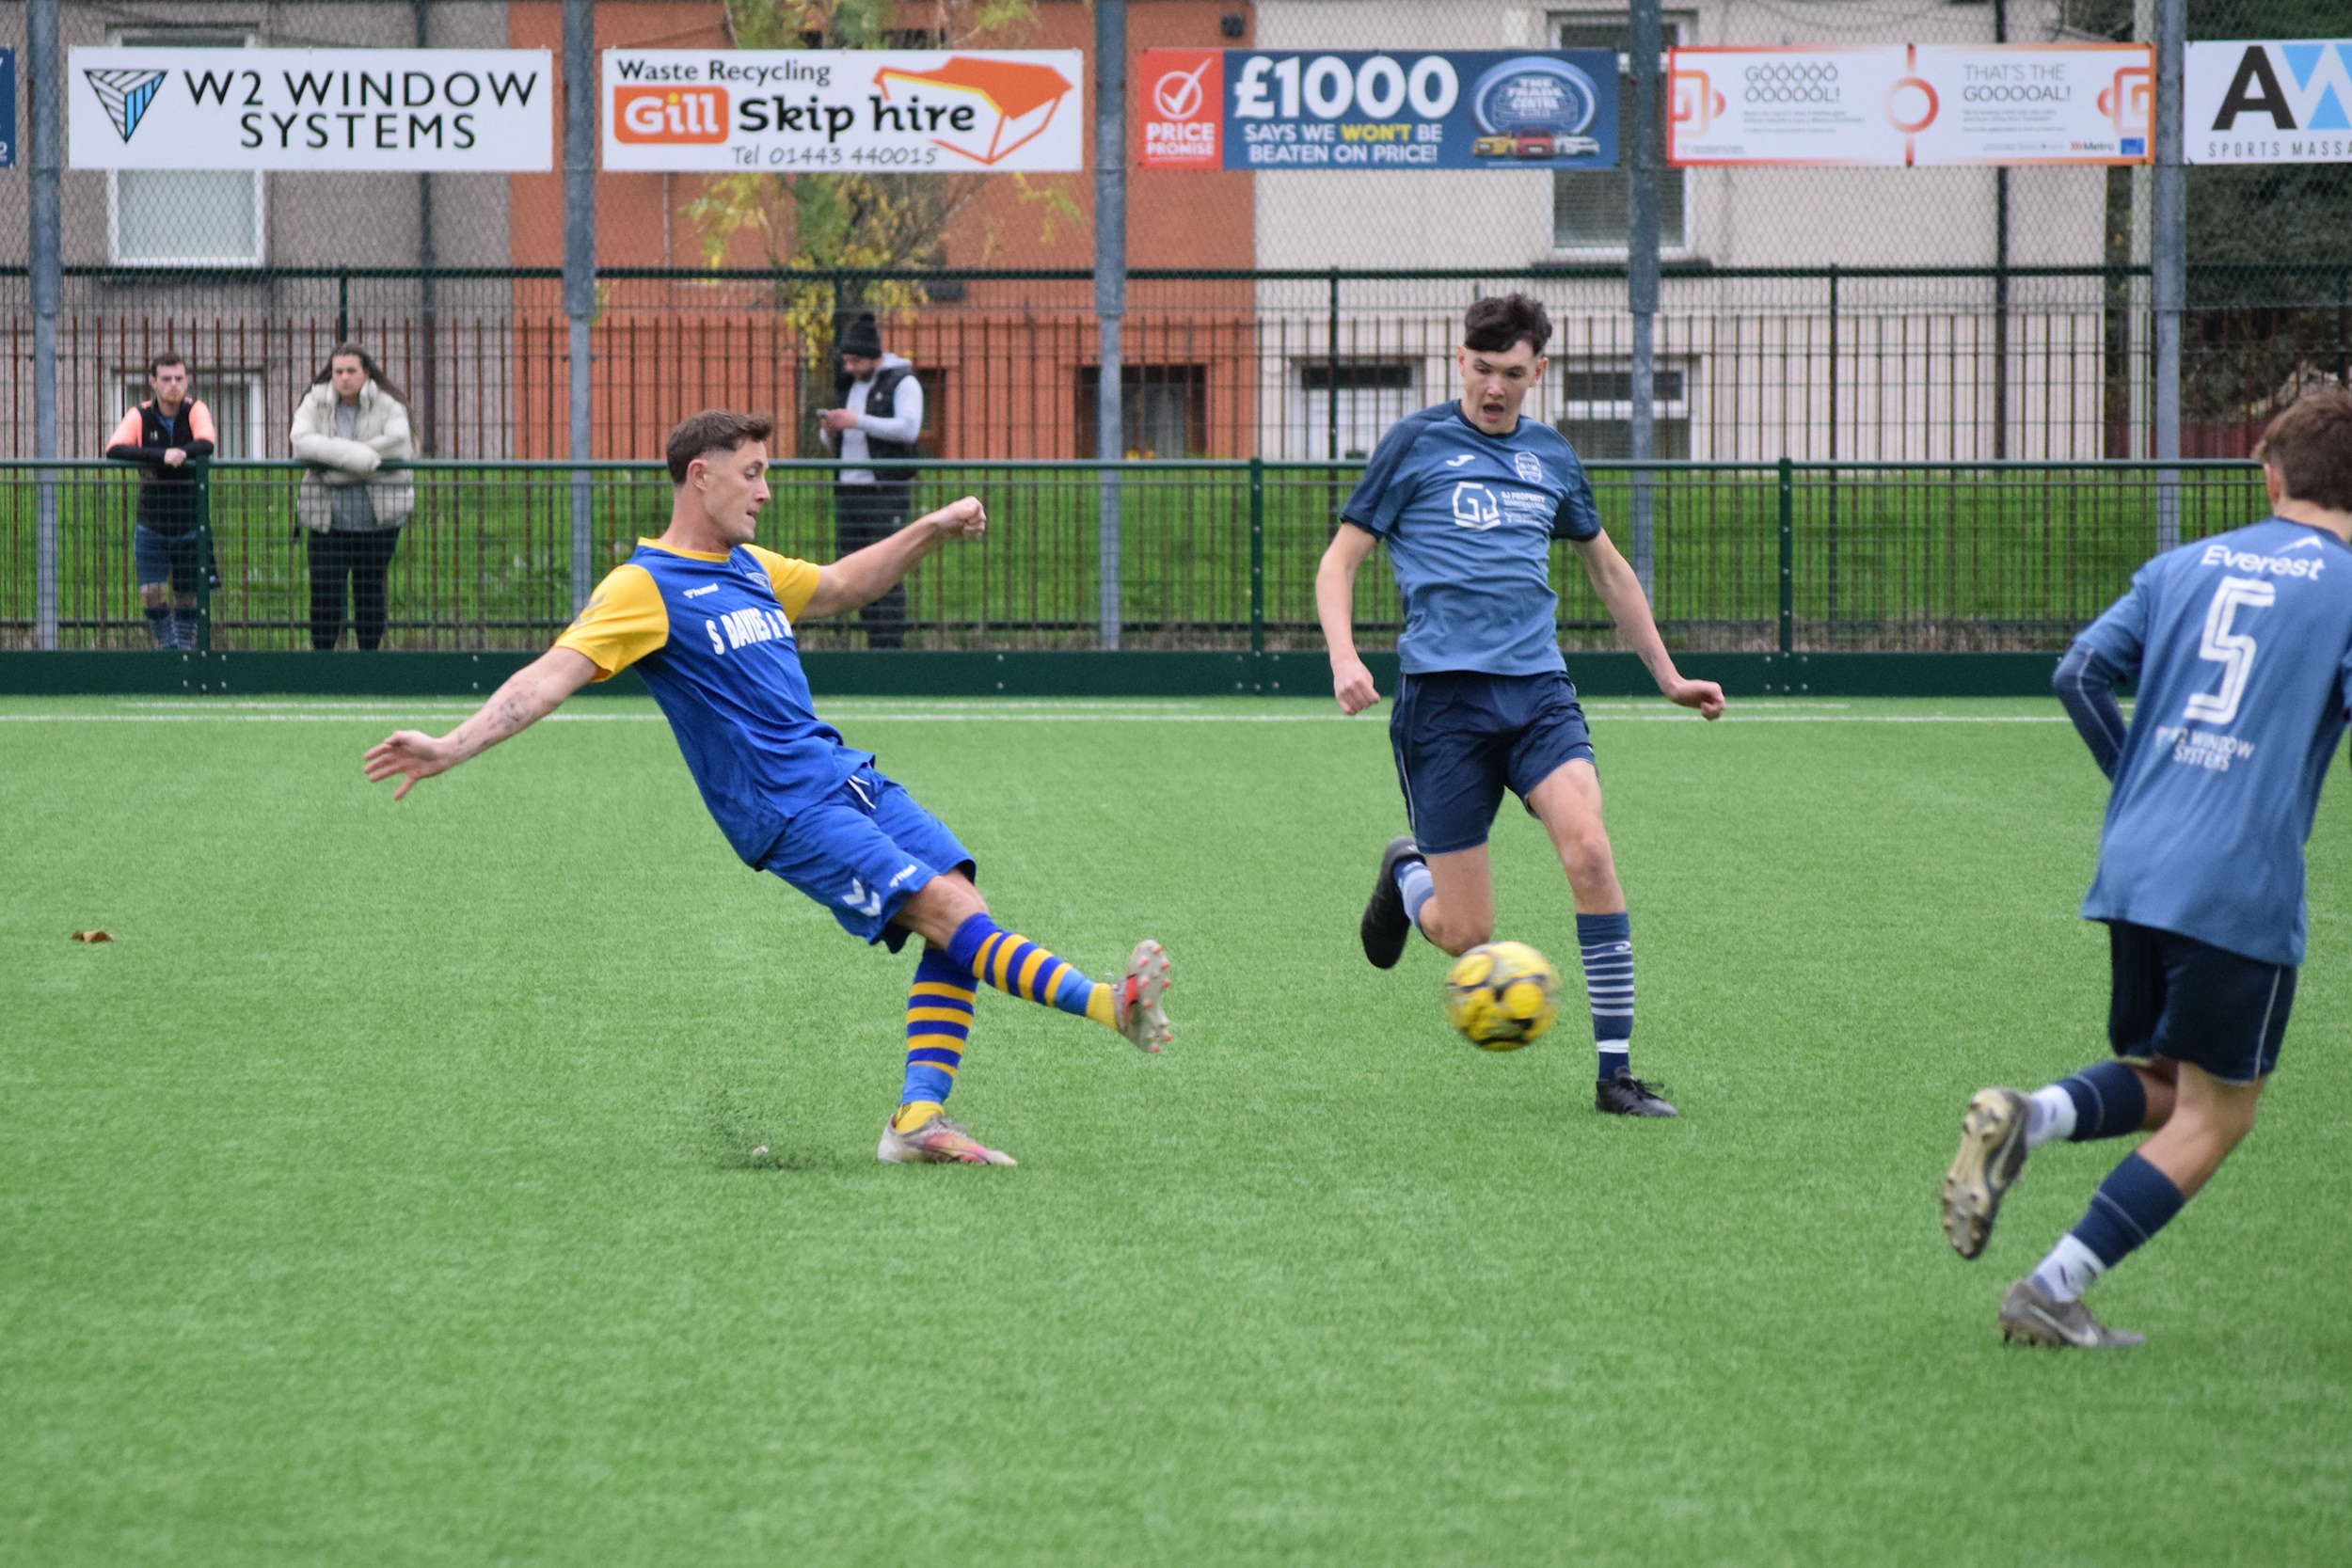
{"left": 1552, "top": 358, "right": 1694, "bottom": 457}
{"left": 105, "top": 29, "right": 264, "bottom": 268}
{"left": 1547, "top": 12, "right": 1697, "bottom": 261}
{"left": 1291, "top": 357, "right": 1421, "bottom": 462}
{"left": 119, "top": 369, "right": 267, "bottom": 459}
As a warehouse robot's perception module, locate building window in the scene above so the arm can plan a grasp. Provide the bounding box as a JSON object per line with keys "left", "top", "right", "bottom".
{"left": 108, "top": 31, "right": 262, "bottom": 267}
{"left": 1293, "top": 360, "right": 1418, "bottom": 460}
{"left": 1076, "top": 365, "right": 1206, "bottom": 458}
{"left": 1551, "top": 18, "right": 1686, "bottom": 252}
{"left": 119, "top": 370, "right": 264, "bottom": 459}
{"left": 1554, "top": 363, "right": 1691, "bottom": 458}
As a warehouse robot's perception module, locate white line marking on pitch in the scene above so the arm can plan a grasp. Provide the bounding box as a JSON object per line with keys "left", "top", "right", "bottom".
{"left": 1, "top": 711, "right": 2069, "bottom": 725}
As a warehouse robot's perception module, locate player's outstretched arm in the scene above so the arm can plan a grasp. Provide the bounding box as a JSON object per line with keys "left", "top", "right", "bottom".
{"left": 1317, "top": 523, "right": 1382, "bottom": 715}
{"left": 1573, "top": 531, "right": 1725, "bottom": 720}
{"left": 363, "top": 646, "right": 598, "bottom": 800}
{"left": 802, "top": 496, "right": 986, "bottom": 620}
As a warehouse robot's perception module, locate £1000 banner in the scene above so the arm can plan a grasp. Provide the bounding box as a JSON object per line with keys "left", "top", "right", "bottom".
{"left": 1137, "top": 50, "right": 1617, "bottom": 170}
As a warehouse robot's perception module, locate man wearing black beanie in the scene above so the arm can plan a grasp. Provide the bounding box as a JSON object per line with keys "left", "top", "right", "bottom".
{"left": 818, "top": 312, "right": 925, "bottom": 650}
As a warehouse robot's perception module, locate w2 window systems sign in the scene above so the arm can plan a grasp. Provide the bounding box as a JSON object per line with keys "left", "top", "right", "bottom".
{"left": 601, "top": 52, "right": 1083, "bottom": 172}
{"left": 68, "top": 48, "right": 551, "bottom": 169}
{"left": 1668, "top": 44, "right": 2152, "bottom": 166}
{"left": 2186, "top": 41, "right": 2352, "bottom": 164}
{"left": 1136, "top": 50, "right": 1616, "bottom": 170}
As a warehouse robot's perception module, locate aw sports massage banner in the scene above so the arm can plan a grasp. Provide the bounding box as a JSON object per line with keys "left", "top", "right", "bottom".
{"left": 2186, "top": 41, "right": 2352, "bottom": 165}
{"left": 1668, "top": 44, "right": 2152, "bottom": 166}
{"left": 601, "top": 51, "right": 1084, "bottom": 172}
{"left": 68, "top": 48, "right": 551, "bottom": 169}
{"left": 1136, "top": 50, "right": 1616, "bottom": 170}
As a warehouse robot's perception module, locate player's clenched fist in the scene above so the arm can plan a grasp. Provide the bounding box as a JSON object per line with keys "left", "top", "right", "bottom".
{"left": 925, "top": 496, "right": 987, "bottom": 539}
{"left": 1331, "top": 654, "right": 1381, "bottom": 716}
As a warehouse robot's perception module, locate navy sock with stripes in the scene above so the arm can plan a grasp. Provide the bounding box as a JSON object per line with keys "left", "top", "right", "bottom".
{"left": 1576, "top": 911, "right": 1634, "bottom": 1084}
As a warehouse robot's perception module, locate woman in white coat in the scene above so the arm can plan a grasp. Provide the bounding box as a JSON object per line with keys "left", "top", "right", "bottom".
{"left": 291, "top": 343, "right": 415, "bottom": 650}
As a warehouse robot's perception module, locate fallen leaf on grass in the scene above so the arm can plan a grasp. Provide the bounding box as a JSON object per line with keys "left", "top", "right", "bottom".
{"left": 70, "top": 930, "right": 113, "bottom": 943}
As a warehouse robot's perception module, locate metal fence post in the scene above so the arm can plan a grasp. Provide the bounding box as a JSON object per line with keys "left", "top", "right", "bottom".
{"left": 1248, "top": 456, "right": 1265, "bottom": 661}
{"left": 1628, "top": 0, "right": 1661, "bottom": 598}
{"left": 1094, "top": 0, "right": 1127, "bottom": 651}
{"left": 194, "top": 465, "right": 214, "bottom": 654}
{"left": 1826, "top": 263, "right": 1840, "bottom": 635}
{"left": 563, "top": 0, "right": 596, "bottom": 613}
{"left": 2152, "top": 0, "right": 2184, "bottom": 552}
{"left": 1777, "top": 455, "right": 1794, "bottom": 656}
{"left": 30, "top": 0, "right": 60, "bottom": 651}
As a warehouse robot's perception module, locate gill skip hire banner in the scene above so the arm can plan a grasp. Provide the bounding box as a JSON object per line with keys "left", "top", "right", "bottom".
{"left": 2185, "top": 41, "right": 2352, "bottom": 164}
{"left": 1136, "top": 50, "right": 1616, "bottom": 170}
{"left": 68, "top": 48, "right": 551, "bottom": 169}
{"left": 1667, "top": 44, "right": 2152, "bottom": 166}
{"left": 600, "top": 51, "right": 1084, "bottom": 172}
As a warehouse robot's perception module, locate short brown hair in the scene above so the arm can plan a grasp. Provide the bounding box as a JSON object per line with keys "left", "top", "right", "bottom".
{"left": 2254, "top": 388, "right": 2352, "bottom": 515}
{"left": 1463, "top": 293, "right": 1552, "bottom": 356}
{"left": 148, "top": 351, "right": 187, "bottom": 376}
{"left": 666, "top": 409, "right": 775, "bottom": 483}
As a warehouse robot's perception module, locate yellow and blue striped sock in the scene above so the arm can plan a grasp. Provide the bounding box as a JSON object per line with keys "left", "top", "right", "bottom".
{"left": 896, "top": 946, "right": 976, "bottom": 1131}
{"left": 947, "top": 912, "right": 1115, "bottom": 1028}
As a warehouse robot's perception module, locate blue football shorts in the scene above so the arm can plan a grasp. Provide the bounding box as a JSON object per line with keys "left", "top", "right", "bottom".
{"left": 2106, "top": 919, "right": 2296, "bottom": 1085}
{"left": 761, "top": 764, "right": 976, "bottom": 952}
{"left": 133, "top": 525, "right": 204, "bottom": 595}
{"left": 1389, "top": 670, "right": 1596, "bottom": 856}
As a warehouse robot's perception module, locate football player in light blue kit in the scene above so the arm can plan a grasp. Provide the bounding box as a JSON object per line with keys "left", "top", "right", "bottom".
{"left": 1942, "top": 388, "right": 2352, "bottom": 1347}
{"left": 1318, "top": 293, "right": 1724, "bottom": 1117}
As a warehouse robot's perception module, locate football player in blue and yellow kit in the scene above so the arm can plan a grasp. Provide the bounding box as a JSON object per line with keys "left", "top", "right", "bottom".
{"left": 364, "top": 410, "right": 1172, "bottom": 1167}
{"left": 1317, "top": 294, "right": 1724, "bottom": 1117}
{"left": 1941, "top": 388, "right": 2352, "bottom": 1347}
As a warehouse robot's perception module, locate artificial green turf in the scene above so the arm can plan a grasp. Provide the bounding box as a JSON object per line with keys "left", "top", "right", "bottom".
{"left": 3, "top": 694, "right": 2347, "bottom": 1566}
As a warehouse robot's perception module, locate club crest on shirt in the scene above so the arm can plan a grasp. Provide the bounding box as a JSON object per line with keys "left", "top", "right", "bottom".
{"left": 1514, "top": 451, "right": 1545, "bottom": 484}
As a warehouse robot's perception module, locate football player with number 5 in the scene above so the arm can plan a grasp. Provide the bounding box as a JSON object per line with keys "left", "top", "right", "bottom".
{"left": 1943, "top": 388, "right": 2352, "bottom": 1347}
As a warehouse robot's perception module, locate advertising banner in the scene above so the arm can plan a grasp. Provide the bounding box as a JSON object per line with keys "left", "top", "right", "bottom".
{"left": 601, "top": 51, "right": 1083, "bottom": 172}
{"left": 68, "top": 48, "right": 551, "bottom": 170}
{"left": 0, "top": 50, "right": 14, "bottom": 168}
{"left": 1136, "top": 49, "right": 1617, "bottom": 171}
{"left": 1668, "top": 44, "right": 2151, "bottom": 166}
{"left": 2186, "top": 41, "right": 2352, "bottom": 164}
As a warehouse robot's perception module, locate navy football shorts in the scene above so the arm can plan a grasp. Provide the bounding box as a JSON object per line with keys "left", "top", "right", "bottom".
{"left": 761, "top": 764, "right": 976, "bottom": 952}
{"left": 133, "top": 525, "right": 204, "bottom": 595}
{"left": 1389, "top": 670, "right": 1596, "bottom": 856}
{"left": 2106, "top": 920, "right": 2296, "bottom": 1085}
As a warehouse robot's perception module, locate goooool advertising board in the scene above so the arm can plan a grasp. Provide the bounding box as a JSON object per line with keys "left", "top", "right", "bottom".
{"left": 602, "top": 50, "right": 1083, "bottom": 172}
{"left": 1137, "top": 50, "right": 1616, "bottom": 171}
{"left": 1668, "top": 43, "right": 2152, "bottom": 166}
{"left": 68, "top": 48, "right": 552, "bottom": 169}
{"left": 2186, "top": 41, "right": 2352, "bottom": 165}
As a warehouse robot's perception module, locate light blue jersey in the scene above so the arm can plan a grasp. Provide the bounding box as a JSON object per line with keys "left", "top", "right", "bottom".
{"left": 1342, "top": 402, "right": 1602, "bottom": 676}
{"left": 2074, "top": 517, "right": 2352, "bottom": 966}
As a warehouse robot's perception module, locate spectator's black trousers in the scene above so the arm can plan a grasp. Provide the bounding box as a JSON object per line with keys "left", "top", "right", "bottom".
{"left": 833, "top": 482, "right": 911, "bottom": 649}
{"left": 308, "top": 529, "right": 401, "bottom": 651}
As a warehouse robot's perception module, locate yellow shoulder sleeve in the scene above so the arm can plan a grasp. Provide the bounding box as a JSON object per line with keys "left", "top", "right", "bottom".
{"left": 553, "top": 562, "right": 668, "bottom": 681}
{"left": 745, "top": 544, "right": 822, "bottom": 622}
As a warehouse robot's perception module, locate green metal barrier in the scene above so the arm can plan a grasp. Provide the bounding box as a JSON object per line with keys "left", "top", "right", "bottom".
{"left": 1, "top": 457, "right": 2266, "bottom": 679}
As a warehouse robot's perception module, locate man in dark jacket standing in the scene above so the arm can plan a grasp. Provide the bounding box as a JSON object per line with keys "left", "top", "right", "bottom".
{"left": 106, "top": 352, "right": 217, "bottom": 648}
{"left": 817, "top": 313, "right": 925, "bottom": 650}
